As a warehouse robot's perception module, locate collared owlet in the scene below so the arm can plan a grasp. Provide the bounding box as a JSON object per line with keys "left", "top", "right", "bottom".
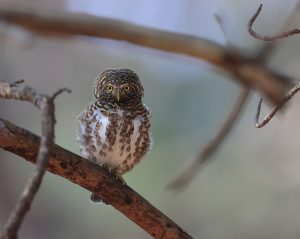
{"left": 76, "top": 69, "right": 152, "bottom": 202}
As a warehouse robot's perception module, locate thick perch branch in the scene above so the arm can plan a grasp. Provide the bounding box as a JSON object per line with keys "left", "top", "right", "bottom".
{"left": 0, "top": 5, "right": 293, "bottom": 104}
{"left": 0, "top": 118, "right": 193, "bottom": 239}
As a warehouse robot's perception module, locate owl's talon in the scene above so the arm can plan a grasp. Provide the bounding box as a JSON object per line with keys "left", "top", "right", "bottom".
{"left": 116, "top": 175, "right": 126, "bottom": 185}
{"left": 90, "top": 193, "right": 109, "bottom": 205}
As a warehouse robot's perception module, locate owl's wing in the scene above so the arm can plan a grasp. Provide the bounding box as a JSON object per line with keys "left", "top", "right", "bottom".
{"left": 76, "top": 109, "right": 90, "bottom": 159}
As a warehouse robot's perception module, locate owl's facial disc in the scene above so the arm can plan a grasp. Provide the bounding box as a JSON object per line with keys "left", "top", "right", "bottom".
{"left": 93, "top": 69, "right": 144, "bottom": 109}
{"left": 105, "top": 84, "right": 132, "bottom": 102}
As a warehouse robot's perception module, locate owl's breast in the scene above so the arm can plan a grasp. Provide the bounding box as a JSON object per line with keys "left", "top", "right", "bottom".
{"left": 77, "top": 107, "right": 151, "bottom": 175}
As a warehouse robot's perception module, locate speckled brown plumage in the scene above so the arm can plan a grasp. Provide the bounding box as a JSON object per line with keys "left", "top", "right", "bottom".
{"left": 76, "top": 69, "right": 152, "bottom": 201}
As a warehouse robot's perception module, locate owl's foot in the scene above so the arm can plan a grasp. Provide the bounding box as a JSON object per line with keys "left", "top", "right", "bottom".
{"left": 115, "top": 175, "right": 126, "bottom": 185}
{"left": 90, "top": 176, "right": 125, "bottom": 203}
{"left": 90, "top": 193, "right": 109, "bottom": 205}
{"left": 104, "top": 166, "right": 126, "bottom": 185}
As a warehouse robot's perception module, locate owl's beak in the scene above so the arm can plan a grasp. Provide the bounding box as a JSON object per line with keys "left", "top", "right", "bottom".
{"left": 114, "top": 89, "right": 121, "bottom": 101}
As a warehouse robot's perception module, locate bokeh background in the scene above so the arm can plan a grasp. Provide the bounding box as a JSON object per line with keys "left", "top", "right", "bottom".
{"left": 1, "top": 0, "right": 300, "bottom": 238}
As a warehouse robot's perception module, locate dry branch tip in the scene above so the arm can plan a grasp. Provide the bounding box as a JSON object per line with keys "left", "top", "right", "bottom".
{"left": 255, "top": 82, "right": 300, "bottom": 128}
{"left": 51, "top": 88, "right": 71, "bottom": 101}
{"left": 248, "top": 4, "right": 300, "bottom": 41}
{"left": 12, "top": 79, "right": 25, "bottom": 85}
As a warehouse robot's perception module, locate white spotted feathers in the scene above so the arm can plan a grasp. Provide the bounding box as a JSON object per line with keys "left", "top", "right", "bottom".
{"left": 76, "top": 102, "right": 151, "bottom": 175}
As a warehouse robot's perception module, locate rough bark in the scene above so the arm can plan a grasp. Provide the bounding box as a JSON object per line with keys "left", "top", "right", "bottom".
{"left": 0, "top": 118, "right": 193, "bottom": 239}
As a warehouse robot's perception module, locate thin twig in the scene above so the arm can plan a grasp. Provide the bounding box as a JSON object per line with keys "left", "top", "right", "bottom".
{"left": 51, "top": 87, "right": 71, "bottom": 101}
{"left": 255, "top": 82, "right": 300, "bottom": 128}
{"left": 167, "top": 14, "right": 252, "bottom": 190}
{"left": 0, "top": 82, "right": 70, "bottom": 239}
{"left": 0, "top": 5, "right": 292, "bottom": 104}
{"left": 0, "top": 118, "right": 193, "bottom": 239}
{"left": 248, "top": 3, "right": 300, "bottom": 127}
{"left": 12, "top": 79, "right": 24, "bottom": 85}
{"left": 256, "top": 1, "right": 300, "bottom": 61}
{"left": 167, "top": 88, "right": 250, "bottom": 190}
{"left": 248, "top": 4, "right": 300, "bottom": 41}
{"left": 214, "top": 14, "right": 231, "bottom": 47}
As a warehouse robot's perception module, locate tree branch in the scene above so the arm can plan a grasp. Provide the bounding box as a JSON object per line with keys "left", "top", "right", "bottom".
{"left": 0, "top": 5, "right": 293, "bottom": 105}
{"left": 168, "top": 1, "right": 300, "bottom": 189}
{"left": 170, "top": 1, "right": 300, "bottom": 189}
{"left": 248, "top": 4, "right": 300, "bottom": 41}
{"left": 167, "top": 87, "right": 250, "bottom": 190}
{"left": 0, "top": 81, "right": 70, "bottom": 239}
{"left": 167, "top": 6, "right": 257, "bottom": 190}
{"left": 255, "top": 2, "right": 300, "bottom": 61}
{"left": 0, "top": 118, "right": 193, "bottom": 239}
{"left": 248, "top": 4, "right": 300, "bottom": 128}
{"left": 255, "top": 82, "right": 300, "bottom": 128}
{"left": 167, "top": 12, "right": 253, "bottom": 189}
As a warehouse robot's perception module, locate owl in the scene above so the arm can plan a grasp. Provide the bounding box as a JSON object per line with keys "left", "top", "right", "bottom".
{"left": 76, "top": 69, "right": 152, "bottom": 202}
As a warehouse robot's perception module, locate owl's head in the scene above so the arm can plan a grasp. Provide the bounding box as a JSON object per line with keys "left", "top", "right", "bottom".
{"left": 93, "top": 69, "right": 144, "bottom": 109}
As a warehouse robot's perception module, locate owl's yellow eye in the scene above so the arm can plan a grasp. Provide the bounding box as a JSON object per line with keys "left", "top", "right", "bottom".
{"left": 106, "top": 85, "right": 113, "bottom": 93}
{"left": 123, "top": 85, "right": 130, "bottom": 92}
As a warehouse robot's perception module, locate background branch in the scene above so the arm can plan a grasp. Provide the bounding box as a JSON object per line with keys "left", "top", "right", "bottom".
{"left": 0, "top": 5, "right": 294, "bottom": 105}
{"left": 167, "top": 11, "right": 253, "bottom": 189}
{"left": 248, "top": 4, "right": 300, "bottom": 41}
{"left": 248, "top": 3, "right": 300, "bottom": 128}
{"left": 255, "top": 82, "right": 300, "bottom": 128}
{"left": 168, "top": 2, "right": 300, "bottom": 189}
{"left": 0, "top": 118, "right": 193, "bottom": 239}
{"left": 255, "top": 2, "right": 300, "bottom": 60}
{"left": 167, "top": 87, "right": 250, "bottom": 190}
{"left": 0, "top": 81, "right": 70, "bottom": 239}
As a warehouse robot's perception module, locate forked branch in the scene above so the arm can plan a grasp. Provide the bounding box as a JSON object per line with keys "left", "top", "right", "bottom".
{"left": 248, "top": 4, "right": 300, "bottom": 127}
{"left": 0, "top": 81, "right": 70, "bottom": 239}
{"left": 169, "top": 2, "right": 300, "bottom": 189}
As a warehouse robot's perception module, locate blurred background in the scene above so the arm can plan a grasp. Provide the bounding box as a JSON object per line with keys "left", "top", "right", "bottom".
{"left": 1, "top": 0, "right": 300, "bottom": 238}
